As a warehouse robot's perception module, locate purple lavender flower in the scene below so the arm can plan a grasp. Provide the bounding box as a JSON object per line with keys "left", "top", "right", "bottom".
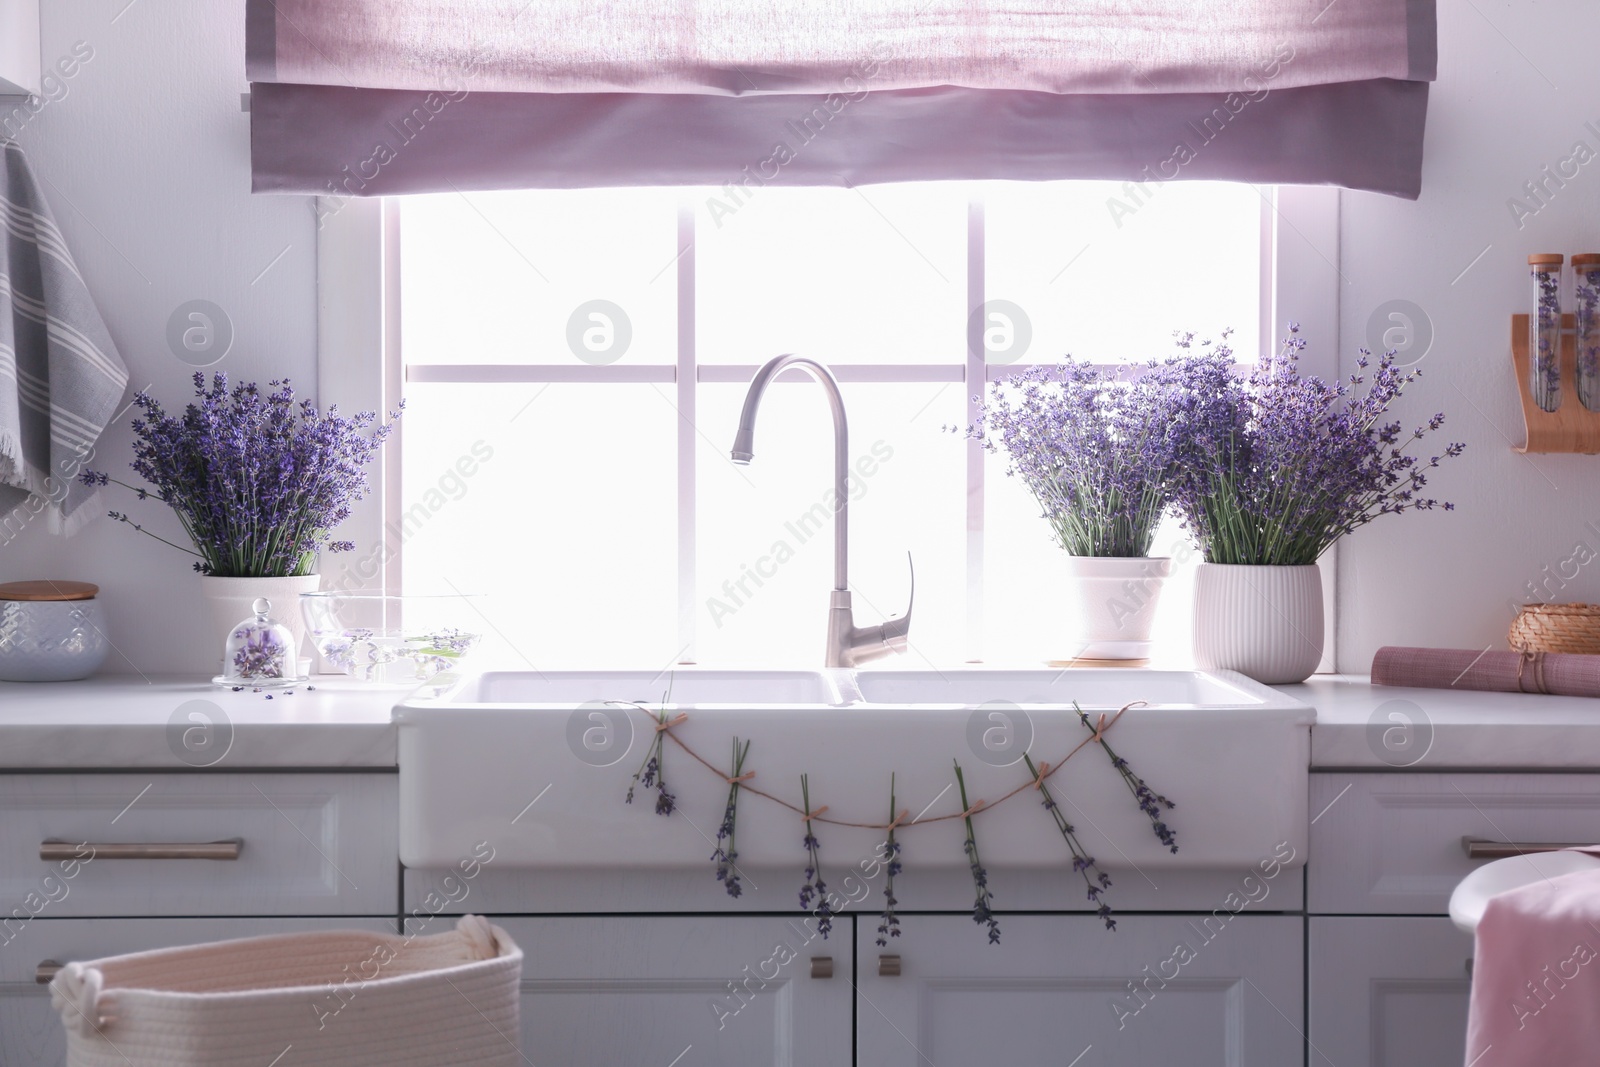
{"left": 1023, "top": 753, "right": 1116, "bottom": 930}
{"left": 960, "top": 359, "right": 1182, "bottom": 556}
{"left": 1075, "top": 704, "right": 1177, "bottom": 854}
{"left": 1532, "top": 269, "right": 1562, "bottom": 412}
{"left": 1576, "top": 264, "right": 1600, "bottom": 412}
{"left": 82, "top": 373, "right": 400, "bottom": 577}
{"left": 953, "top": 761, "right": 999, "bottom": 944}
{"left": 231, "top": 623, "right": 288, "bottom": 680}
{"left": 1152, "top": 327, "right": 1464, "bottom": 565}
{"left": 797, "top": 774, "right": 832, "bottom": 938}
{"left": 712, "top": 738, "right": 751, "bottom": 898}
{"left": 876, "top": 775, "right": 903, "bottom": 947}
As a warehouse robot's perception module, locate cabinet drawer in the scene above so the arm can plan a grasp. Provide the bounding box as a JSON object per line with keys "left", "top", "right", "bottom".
{"left": 1308, "top": 772, "right": 1600, "bottom": 914}
{"left": 0, "top": 773, "right": 398, "bottom": 917}
{"left": 0, "top": 917, "right": 397, "bottom": 1067}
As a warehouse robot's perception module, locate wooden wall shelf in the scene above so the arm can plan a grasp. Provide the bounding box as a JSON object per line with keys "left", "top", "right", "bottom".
{"left": 1509, "top": 312, "right": 1600, "bottom": 454}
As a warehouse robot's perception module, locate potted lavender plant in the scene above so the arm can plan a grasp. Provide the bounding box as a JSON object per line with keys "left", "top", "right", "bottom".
{"left": 1155, "top": 327, "right": 1463, "bottom": 683}
{"left": 83, "top": 373, "right": 398, "bottom": 665}
{"left": 969, "top": 361, "right": 1179, "bottom": 663}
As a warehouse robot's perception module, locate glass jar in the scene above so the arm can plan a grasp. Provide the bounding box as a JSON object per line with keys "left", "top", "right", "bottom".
{"left": 1529, "top": 254, "right": 1564, "bottom": 412}
{"left": 1574, "top": 254, "right": 1600, "bottom": 411}
{"left": 213, "top": 596, "right": 306, "bottom": 687}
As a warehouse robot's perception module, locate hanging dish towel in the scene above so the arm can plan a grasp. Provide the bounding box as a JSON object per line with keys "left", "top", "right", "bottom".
{"left": 50, "top": 914, "right": 524, "bottom": 1067}
{"left": 0, "top": 139, "right": 128, "bottom": 529}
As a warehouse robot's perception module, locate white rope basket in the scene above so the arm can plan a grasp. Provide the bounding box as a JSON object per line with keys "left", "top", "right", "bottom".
{"left": 50, "top": 915, "right": 523, "bottom": 1067}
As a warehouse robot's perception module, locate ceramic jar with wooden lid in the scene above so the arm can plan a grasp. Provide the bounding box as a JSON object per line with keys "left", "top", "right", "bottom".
{"left": 0, "top": 580, "right": 110, "bottom": 681}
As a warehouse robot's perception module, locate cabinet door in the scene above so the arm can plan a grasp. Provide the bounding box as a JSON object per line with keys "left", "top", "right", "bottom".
{"left": 856, "top": 914, "right": 1304, "bottom": 1067}
{"left": 496, "top": 915, "right": 851, "bottom": 1067}
{"left": 0, "top": 916, "right": 397, "bottom": 1067}
{"left": 1308, "top": 917, "right": 1470, "bottom": 1067}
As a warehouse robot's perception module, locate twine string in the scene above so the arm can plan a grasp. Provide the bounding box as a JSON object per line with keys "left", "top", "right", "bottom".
{"left": 629, "top": 699, "right": 1143, "bottom": 831}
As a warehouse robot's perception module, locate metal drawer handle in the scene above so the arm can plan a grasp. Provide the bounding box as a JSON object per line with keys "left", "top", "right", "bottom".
{"left": 810, "top": 956, "right": 833, "bottom": 979}
{"left": 40, "top": 839, "right": 242, "bottom": 861}
{"left": 37, "top": 961, "right": 62, "bottom": 985}
{"left": 879, "top": 954, "right": 901, "bottom": 977}
{"left": 1462, "top": 837, "right": 1591, "bottom": 861}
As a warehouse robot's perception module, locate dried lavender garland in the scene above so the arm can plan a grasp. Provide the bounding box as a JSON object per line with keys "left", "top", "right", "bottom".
{"left": 1074, "top": 704, "right": 1176, "bottom": 854}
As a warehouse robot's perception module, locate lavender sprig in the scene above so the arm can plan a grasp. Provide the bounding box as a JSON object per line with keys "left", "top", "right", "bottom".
{"left": 623, "top": 681, "right": 676, "bottom": 815}
{"left": 1075, "top": 703, "right": 1176, "bottom": 853}
{"left": 231, "top": 623, "right": 289, "bottom": 680}
{"left": 1151, "top": 326, "right": 1463, "bottom": 566}
{"left": 1022, "top": 753, "right": 1115, "bottom": 930}
{"left": 797, "top": 774, "right": 832, "bottom": 939}
{"left": 712, "top": 738, "right": 751, "bottom": 897}
{"left": 1577, "top": 263, "right": 1600, "bottom": 411}
{"left": 953, "top": 761, "right": 999, "bottom": 944}
{"left": 875, "top": 774, "right": 903, "bottom": 947}
{"left": 82, "top": 373, "right": 400, "bottom": 577}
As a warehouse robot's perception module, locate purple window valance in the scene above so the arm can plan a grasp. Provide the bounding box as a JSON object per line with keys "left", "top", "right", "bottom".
{"left": 246, "top": 0, "right": 1436, "bottom": 198}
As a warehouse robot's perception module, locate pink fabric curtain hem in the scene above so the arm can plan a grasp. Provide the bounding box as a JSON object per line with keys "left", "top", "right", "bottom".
{"left": 250, "top": 79, "right": 1429, "bottom": 199}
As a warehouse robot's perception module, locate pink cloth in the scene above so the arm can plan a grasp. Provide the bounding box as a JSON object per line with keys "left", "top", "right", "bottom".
{"left": 1466, "top": 851, "right": 1600, "bottom": 1066}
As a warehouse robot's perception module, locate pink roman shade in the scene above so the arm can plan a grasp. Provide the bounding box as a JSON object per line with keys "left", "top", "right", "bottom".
{"left": 246, "top": 0, "right": 1436, "bottom": 197}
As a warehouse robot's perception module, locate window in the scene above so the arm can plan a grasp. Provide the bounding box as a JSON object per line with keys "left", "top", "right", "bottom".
{"left": 390, "top": 181, "right": 1275, "bottom": 670}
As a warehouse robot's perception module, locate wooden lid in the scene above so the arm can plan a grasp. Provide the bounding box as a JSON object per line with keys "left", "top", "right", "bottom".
{"left": 1529, "top": 253, "right": 1565, "bottom": 266}
{"left": 1574, "top": 253, "right": 1600, "bottom": 267}
{"left": 0, "top": 580, "right": 98, "bottom": 602}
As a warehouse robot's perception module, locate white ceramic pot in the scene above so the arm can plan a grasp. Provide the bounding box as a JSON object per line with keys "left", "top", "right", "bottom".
{"left": 1059, "top": 555, "right": 1172, "bottom": 662}
{"left": 1192, "top": 563, "right": 1323, "bottom": 684}
{"left": 198, "top": 574, "right": 320, "bottom": 673}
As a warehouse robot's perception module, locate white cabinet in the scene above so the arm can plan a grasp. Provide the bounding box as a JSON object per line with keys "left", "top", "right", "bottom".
{"left": 1308, "top": 917, "right": 1469, "bottom": 1067}
{"left": 495, "top": 915, "right": 853, "bottom": 1067}
{"left": 1304, "top": 772, "right": 1586, "bottom": 1067}
{"left": 0, "top": 772, "right": 398, "bottom": 916}
{"left": 855, "top": 914, "right": 1305, "bottom": 1067}
{"left": 0, "top": 916, "right": 398, "bottom": 1067}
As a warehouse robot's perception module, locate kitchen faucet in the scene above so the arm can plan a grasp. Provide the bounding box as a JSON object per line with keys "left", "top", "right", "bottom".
{"left": 730, "top": 354, "right": 913, "bottom": 668}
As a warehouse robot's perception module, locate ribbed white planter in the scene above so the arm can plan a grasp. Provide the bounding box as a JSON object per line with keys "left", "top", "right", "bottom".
{"left": 1059, "top": 555, "right": 1172, "bottom": 662}
{"left": 198, "top": 574, "right": 320, "bottom": 673}
{"left": 1192, "top": 563, "right": 1323, "bottom": 684}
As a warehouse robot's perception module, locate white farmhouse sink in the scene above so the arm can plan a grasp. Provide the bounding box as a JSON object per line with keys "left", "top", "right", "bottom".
{"left": 395, "top": 668, "right": 1312, "bottom": 871}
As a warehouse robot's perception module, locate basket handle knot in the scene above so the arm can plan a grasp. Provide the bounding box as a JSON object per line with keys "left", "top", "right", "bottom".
{"left": 457, "top": 914, "right": 498, "bottom": 960}
{"left": 50, "top": 961, "right": 105, "bottom": 1038}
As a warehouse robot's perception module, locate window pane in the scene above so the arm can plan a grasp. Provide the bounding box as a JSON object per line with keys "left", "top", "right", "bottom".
{"left": 695, "top": 184, "right": 968, "bottom": 364}
{"left": 696, "top": 381, "right": 965, "bottom": 666}
{"left": 401, "top": 188, "right": 679, "bottom": 366}
{"left": 984, "top": 181, "right": 1261, "bottom": 365}
{"left": 400, "top": 382, "right": 679, "bottom": 668}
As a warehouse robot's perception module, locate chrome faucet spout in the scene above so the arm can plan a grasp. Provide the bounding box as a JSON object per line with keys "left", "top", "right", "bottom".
{"left": 730, "top": 354, "right": 912, "bottom": 668}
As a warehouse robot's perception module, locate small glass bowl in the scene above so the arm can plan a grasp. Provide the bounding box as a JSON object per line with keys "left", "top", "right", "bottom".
{"left": 301, "top": 593, "right": 481, "bottom": 686}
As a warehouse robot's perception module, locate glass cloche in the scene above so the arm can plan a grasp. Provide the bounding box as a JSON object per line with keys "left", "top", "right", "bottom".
{"left": 212, "top": 596, "right": 308, "bottom": 688}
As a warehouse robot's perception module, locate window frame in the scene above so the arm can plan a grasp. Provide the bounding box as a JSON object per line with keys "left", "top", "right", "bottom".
{"left": 317, "top": 184, "right": 1340, "bottom": 670}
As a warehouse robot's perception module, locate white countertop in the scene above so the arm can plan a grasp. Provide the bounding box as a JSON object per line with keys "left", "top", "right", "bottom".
{"left": 0, "top": 673, "right": 1596, "bottom": 771}
{"left": 0, "top": 675, "right": 397, "bottom": 769}
{"left": 1286, "top": 675, "right": 1600, "bottom": 770}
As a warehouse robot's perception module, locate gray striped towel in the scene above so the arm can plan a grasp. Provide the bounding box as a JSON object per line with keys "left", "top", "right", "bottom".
{"left": 0, "top": 139, "right": 128, "bottom": 530}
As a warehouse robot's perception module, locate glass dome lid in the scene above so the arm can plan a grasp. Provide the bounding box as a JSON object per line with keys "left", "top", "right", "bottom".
{"left": 212, "top": 596, "right": 308, "bottom": 688}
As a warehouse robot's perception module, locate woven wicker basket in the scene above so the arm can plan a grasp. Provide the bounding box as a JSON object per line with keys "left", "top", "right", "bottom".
{"left": 1508, "top": 603, "right": 1600, "bottom": 655}
{"left": 51, "top": 915, "right": 522, "bottom": 1067}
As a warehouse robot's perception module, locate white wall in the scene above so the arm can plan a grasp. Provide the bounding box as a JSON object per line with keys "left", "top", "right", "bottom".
{"left": 0, "top": 0, "right": 317, "bottom": 674}
{"left": 1336, "top": 0, "right": 1600, "bottom": 670}
{"left": 2, "top": 0, "right": 1590, "bottom": 675}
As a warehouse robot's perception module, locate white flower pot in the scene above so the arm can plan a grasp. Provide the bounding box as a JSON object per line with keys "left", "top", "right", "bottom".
{"left": 198, "top": 574, "right": 320, "bottom": 674}
{"left": 1059, "top": 555, "right": 1172, "bottom": 662}
{"left": 1192, "top": 563, "right": 1323, "bottom": 684}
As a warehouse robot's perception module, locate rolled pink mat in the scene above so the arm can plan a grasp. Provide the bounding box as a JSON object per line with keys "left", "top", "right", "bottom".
{"left": 1372, "top": 646, "right": 1600, "bottom": 697}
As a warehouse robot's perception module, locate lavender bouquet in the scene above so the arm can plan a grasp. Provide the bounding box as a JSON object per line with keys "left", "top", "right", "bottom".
{"left": 1155, "top": 327, "right": 1463, "bottom": 566}
{"left": 83, "top": 373, "right": 398, "bottom": 577}
{"left": 968, "top": 361, "right": 1178, "bottom": 557}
